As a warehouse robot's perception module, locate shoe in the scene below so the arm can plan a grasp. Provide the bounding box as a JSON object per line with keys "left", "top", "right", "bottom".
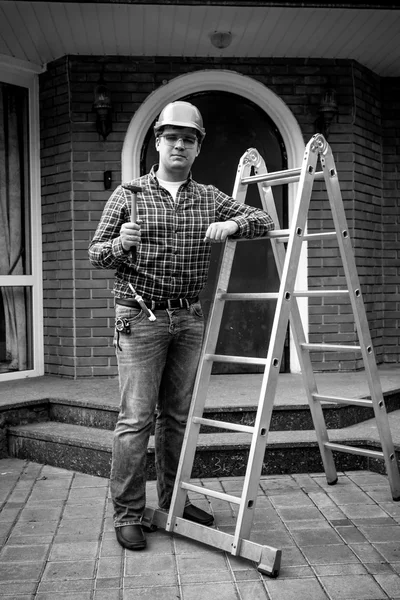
{"left": 183, "top": 503, "right": 214, "bottom": 526}
{"left": 115, "top": 524, "right": 146, "bottom": 550}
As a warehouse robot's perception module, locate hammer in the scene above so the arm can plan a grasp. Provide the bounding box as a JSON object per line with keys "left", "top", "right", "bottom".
{"left": 121, "top": 184, "right": 142, "bottom": 223}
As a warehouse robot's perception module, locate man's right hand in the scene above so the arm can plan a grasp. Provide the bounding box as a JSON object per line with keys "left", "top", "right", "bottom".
{"left": 120, "top": 222, "right": 141, "bottom": 251}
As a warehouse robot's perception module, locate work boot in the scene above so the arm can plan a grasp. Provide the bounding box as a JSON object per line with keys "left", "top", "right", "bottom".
{"left": 115, "top": 524, "right": 146, "bottom": 551}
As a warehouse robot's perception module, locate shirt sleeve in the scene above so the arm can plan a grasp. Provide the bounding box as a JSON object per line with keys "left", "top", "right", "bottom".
{"left": 88, "top": 186, "right": 135, "bottom": 269}
{"left": 212, "top": 186, "right": 275, "bottom": 238}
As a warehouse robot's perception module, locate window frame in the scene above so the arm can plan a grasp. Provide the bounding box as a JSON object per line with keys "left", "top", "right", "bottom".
{"left": 0, "top": 57, "right": 43, "bottom": 380}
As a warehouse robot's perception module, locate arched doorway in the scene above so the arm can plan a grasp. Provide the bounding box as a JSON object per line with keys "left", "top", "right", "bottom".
{"left": 142, "top": 91, "right": 288, "bottom": 373}
{"left": 122, "top": 70, "right": 306, "bottom": 373}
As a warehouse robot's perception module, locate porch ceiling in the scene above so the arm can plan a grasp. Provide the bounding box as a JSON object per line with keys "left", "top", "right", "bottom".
{"left": 0, "top": 1, "right": 399, "bottom": 77}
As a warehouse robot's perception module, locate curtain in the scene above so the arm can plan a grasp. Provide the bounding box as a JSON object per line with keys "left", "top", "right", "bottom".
{"left": 0, "top": 83, "right": 27, "bottom": 371}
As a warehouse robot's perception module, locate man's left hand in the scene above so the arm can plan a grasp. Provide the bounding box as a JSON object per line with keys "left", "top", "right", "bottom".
{"left": 204, "top": 220, "right": 239, "bottom": 242}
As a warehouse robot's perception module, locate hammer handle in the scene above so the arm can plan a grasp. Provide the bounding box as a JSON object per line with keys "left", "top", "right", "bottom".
{"left": 121, "top": 184, "right": 142, "bottom": 223}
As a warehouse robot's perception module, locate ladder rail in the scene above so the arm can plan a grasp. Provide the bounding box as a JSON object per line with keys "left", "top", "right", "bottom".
{"left": 160, "top": 136, "right": 400, "bottom": 581}
{"left": 319, "top": 145, "right": 400, "bottom": 497}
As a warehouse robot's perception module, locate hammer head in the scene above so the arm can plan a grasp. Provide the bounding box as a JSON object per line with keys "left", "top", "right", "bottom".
{"left": 122, "top": 184, "right": 143, "bottom": 194}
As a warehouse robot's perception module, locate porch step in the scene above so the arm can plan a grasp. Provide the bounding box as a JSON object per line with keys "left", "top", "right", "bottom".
{"left": 47, "top": 392, "right": 400, "bottom": 432}
{"left": 7, "top": 413, "right": 400, "bottom": 479}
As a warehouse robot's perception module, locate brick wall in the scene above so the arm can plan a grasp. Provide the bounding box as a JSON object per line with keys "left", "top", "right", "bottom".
{"left": 39, "top": 55, "right": 397, "bottom": 376}
{"left": 41, "top": 57, "right": 76, "bottom": 377}
{"left": 382, "top": 77, "right": 400, "bottom": 364}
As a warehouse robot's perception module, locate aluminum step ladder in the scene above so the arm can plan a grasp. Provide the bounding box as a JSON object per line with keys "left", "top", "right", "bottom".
{"left": 143, "top": 133, "right": 400, "bottom": 578}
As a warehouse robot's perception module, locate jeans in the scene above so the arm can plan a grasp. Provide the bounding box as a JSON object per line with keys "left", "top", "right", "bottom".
{"left": 111, "top": 301, "right": 205, "bottom": 527}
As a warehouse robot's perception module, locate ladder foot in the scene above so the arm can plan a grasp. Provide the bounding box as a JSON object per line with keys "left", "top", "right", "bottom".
{"left": 257, "top": 548, "right": 282, "bottom": 578}
{"left": 327, "top": 477, "right": 338, "bottom": 486}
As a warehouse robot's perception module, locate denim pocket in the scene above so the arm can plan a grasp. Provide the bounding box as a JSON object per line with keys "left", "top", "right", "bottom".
{"left": 189, "top": 301, "right": 204, "bottom": 319}
{"left": 115, "top": 304, "right": 146, "bottom": 326}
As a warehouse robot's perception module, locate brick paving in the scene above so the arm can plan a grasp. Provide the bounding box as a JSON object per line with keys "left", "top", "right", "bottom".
{"left": 1, "top": 458, "right": 400, "bottom": 599}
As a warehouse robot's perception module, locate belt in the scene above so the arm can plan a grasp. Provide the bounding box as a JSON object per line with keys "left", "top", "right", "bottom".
{"left": 115, "top": 296, "right": 199, "bottom": 310}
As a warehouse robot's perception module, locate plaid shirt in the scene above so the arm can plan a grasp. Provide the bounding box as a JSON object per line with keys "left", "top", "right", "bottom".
{"left": 88, "top": 166, "right": 275, "bottom": 301}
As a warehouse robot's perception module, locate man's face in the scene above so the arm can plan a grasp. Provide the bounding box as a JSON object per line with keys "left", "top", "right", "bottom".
{"left": 156, "top": 126, "right": 200, "bottom": 175}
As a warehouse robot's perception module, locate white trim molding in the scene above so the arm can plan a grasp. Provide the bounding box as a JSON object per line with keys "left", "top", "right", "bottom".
{"left": 122, "top": 70, "right": 307, "bottom": 372}
{"left": 0, "top": 57, "right": 44, "bottom": 380}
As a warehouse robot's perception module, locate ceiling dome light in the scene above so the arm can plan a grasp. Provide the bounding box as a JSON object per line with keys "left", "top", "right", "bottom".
{"left": 210, "top": 31, "right": 232, "bottom": 49}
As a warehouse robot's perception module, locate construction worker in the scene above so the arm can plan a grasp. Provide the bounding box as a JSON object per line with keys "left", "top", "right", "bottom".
{"left": 88, "top": 100, "right": 275, "bottom": 551}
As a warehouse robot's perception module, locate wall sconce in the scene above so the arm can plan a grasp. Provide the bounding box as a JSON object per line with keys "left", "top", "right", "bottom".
{"left": 210, "top": 31, "right": 232, "bottom": 49}
{"left": 93, "top": 80, "right": 112, "bottom": 140}
{"left": 315, "top": 88, "right": 338, "bottom": 139}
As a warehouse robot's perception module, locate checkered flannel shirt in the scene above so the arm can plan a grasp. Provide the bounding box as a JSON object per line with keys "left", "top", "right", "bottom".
{"left": 88, "top": 166, "right": 275, "bottom": 301}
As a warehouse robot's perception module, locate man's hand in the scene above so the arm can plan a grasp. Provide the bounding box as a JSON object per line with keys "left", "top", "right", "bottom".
{"left": 204, "top": 220, "right": 239, "bottom": 243}
{"left": 120, "top": 222, "right": 141, "bottom": 251}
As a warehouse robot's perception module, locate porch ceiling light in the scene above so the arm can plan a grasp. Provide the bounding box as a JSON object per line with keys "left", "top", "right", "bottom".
{"left": 210, "top": 31, "right": 232, "bottom": 49}
{"left": 315, "top": 88, "right": 338, "bottom": 139}
{"left": 93, "top": 81, "right": 112, "bottom": 140}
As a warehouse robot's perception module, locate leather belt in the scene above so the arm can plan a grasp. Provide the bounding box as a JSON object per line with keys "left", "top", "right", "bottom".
{"left": 115, "top": 296, "right": 199, "bottom": 310}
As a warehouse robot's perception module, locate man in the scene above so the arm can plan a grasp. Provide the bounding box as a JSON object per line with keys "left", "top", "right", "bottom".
{"left": 88, "top": 101, "right": 275, "bottom": 551}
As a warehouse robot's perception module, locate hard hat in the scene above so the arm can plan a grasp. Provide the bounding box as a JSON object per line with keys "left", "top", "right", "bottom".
{"left": 154, "top": 101, "right": 206, "bottom": 141}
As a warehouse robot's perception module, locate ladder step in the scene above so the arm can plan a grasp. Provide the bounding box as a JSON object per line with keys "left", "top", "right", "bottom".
{"left": 205, "top": 354, "right": 267, "bottom": 365}
{"left": 241, "top": 167, "right": 325, "bottom": 187}
{"left": 181, "top": 481, "right": 241, "bottom": 505}
{"left": 293, "top": 290, "right": 349, "bottom": 298}
{"left": 217, "top": 292, "right": 279, "bottom": 301}
{"left": 324, "top": 442, "right": 385, "bottom": 460}
{"left": 192, "top": 416, "right": 254, "bottom": 434}
{"left": 313, "top": 394, "right": 373, "bottom": 408}
{"left": 237, "top": 230, "right": 338, "bottom": 243}
{"left": 217, "top": 290, "right": 349, "bottom": 301}
{"left": 302, "top": 343, "right": 362, "bottom": 352}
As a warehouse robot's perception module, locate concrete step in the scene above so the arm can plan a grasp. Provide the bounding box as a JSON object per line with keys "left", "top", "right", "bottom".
{"left": 8, "top": 413, "right": 400, "bottom": 480}
{"left": 45, "top": 392, "right": 400, "bottom": 432}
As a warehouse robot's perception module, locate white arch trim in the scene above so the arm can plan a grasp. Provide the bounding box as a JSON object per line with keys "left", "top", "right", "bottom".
{"left": 122, "top": 70, "right": 307, "bottom": 372}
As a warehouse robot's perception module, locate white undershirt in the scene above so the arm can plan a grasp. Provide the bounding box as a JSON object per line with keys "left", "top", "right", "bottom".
{"left": 157, "top": 177, "right": 186, "bottom": 202}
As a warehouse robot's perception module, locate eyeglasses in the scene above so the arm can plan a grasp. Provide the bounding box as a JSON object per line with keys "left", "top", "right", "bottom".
{"left": 159, "top": 134, "right": 198, "bottom": 148}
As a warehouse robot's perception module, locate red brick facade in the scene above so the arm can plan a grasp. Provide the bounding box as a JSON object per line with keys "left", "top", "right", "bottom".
{"left": 39, "top": 56, "right": 400, "bottom": 377}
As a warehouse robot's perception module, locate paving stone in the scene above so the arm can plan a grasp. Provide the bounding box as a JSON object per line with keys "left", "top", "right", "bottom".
{"left": 125, "top": 553, "right": 176, "bottom": 576}
{"left": 42, "top": 559, "right": 96, "bottom": 580}
{"left": 301, "top": 543, "right": 360, "bottom": 565}
{"left": 48, "top": 541, "right": 99, "bottom": 561}
{"left": 319, "top": 574, "right": 388, "bottom": 599}
{"left": 35, "top": 592, "right": 91, "bottom": 599}
{"left": 94, "top": 590, "right": 120, "bottom": 600}
{"left": 340, "top": 504, "right": 389, "bottom": 519}
{"left": 124, "top": 586, "right": 181, "bottom": 599}
{"left": 37, "top": 578, "right": 94, "bottom": 592}
{"left": 181, "top": 582, "right": 240, "bottom": 600}
{"left": 0, "top": 543, "right": 49, "bottom": 562}
{"left": 265, "top": 577, "right": 329, "bottom": 600}
{"left": 375, "top": 573, "right": 400, "bottom": 598}
{"left": 291, "top": 526, "right": 343, "bottom": 546}
{"left": 360, "top": 524, "right": 400, "bottom": 543}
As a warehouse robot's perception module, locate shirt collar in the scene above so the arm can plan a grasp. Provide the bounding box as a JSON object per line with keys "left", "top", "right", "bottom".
{"left": 150, "top": 165, "right": 193, "bottom": 187}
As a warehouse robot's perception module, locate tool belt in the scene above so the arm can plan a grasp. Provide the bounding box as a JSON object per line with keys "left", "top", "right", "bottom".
{"left": 115, "top": 296, "right": 199, "bottom": 311}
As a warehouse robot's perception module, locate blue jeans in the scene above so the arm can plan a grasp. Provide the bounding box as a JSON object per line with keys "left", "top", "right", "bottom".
{"left": 111, "top": 301, "right": 204, "bottom": 527}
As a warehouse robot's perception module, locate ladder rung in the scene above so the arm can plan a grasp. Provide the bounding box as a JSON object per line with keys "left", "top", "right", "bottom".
{"left": 325, "top": 442, "right": 385, "bottom": 460}
{"left": 302, "top": 344, "right": 361, "bottom": 352}
{"left": 241, "top": 168, "right": 325, "bottom": 187}
{"left": 313, "top": 394, "right": 373, "bottom": 408}
{"left": 181, "top": 482, "right": 241, "bottom": 505}
{"left": 237, "top": 230, "right": 337, "bottom": 242}
{"left": 205, "top": 354, "right": 267, "bottom": 365}
{"left": 217, "top": 291, "right": 349, "bottom": 301}
{"left": 192, "top": 416, "right": 254, "bottom": 434}
{"left": 236, "top": 229, "right": 290, "bottom": 241}
{"left": 217, "top": 292, "right": 278, "bottom": 301}
{"left": 303, "top": 232, "right": 337, "bottom": 241}
{"left": 293, "top": 290, "right": 349, "bottom": 298}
